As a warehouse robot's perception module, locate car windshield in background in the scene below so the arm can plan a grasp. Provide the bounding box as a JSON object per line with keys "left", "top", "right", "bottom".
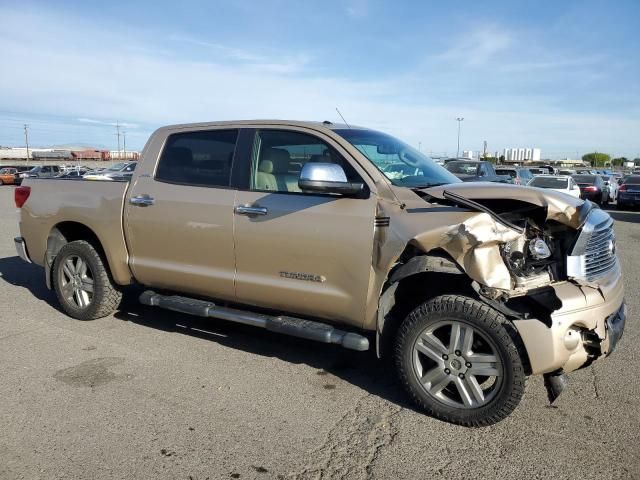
{"left": 623, "top": 176, "right": 640, "bottom": 184}
{"left": 445, "top": 162, "right": 480, "bottom": 175}
{"left": 573, "top": 175, "right": 596, "bottom": 184}
{"left": 333, "top": 129, "right": 460, "bottom": 188}
{"left": 496, "top": 169, "right": 517, "bottom": 178}
{"left": 529, "top": 177, "right": 568, "bottom": 189}
{"left": 107, "top": 162, "right": 127, "bottom": 171}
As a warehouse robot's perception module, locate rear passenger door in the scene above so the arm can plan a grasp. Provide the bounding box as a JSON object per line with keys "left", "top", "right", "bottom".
{"left": 124, "top": 128, "right": 239, "bottom": 301}
{"left": 232, "top": 128, "right": 377, "bottom": 326}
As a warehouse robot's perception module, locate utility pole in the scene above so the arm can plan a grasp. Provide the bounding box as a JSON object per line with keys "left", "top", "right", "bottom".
{"left": 456, "top": 117, "right": 464, "bottom": 158}
{"left": 418, "top": 141, "right": 422, "bottom": 152}
{"left": 115, "top": 121, "right": 121, "bottom": 161}
{"left": 123, "top": 131, "right": 127, "bottom": 160}
{"left": 483, "top": 140, "right": 488, "bottom": 159}
{"left": 24, "top": 124, "right": 30, "bottom": 165}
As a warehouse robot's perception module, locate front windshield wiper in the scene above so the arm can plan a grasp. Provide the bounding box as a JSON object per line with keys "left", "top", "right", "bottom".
{"left": 410, "top": 182, "right": 449, "bottom": 189}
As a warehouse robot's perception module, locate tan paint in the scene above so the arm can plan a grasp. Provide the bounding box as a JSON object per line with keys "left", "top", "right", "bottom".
{"left": 19, "top": 179, "right": 132, "bottom": 285}
{"left": 124, "top": 179, "right": 238, "bottom": 301}
{"left": 17, "top": 119, "right": 624, "bottom": 377}
{"left": 513, "top": 264, "right": 624, "bottom": 374}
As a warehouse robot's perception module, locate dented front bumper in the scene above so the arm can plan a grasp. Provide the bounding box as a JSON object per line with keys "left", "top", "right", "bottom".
{"left": 512, "top": 266, "right": 625, "bottom": 375}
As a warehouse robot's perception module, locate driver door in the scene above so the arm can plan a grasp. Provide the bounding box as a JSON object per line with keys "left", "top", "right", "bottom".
{"left": 232, "top": 128, "right": 377, "bottom": 326}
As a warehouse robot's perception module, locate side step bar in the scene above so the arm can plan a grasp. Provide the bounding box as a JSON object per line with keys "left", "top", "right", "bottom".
{"left": 139, "top": 291, "right": 370, "bottom": 351}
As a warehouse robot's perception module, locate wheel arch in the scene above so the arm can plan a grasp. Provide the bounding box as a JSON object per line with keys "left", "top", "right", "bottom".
{"left": 45, "top": 222, "right": 112, "bottom": 289}
{"left": 376, "top": 248, "right": 476, "bottom": 359}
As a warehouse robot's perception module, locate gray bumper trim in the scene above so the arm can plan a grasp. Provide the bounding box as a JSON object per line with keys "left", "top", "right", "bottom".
{"left": 14, "top": 237, "right": 31, "bottom": 263}
{"left": 605, "top": 301, "right": 626, "bottom": 355}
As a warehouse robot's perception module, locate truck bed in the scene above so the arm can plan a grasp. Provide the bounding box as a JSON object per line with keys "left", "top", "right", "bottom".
{"left": 19, "top": 178, "right": 133, "bottom": 285}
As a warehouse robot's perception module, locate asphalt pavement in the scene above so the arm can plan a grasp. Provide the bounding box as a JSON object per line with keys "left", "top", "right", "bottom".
{"left": 0, "top": 185, "right": 638, "bottom": 480}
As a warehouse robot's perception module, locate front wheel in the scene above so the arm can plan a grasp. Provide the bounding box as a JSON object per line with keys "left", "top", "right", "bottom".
{"left": 395, "top": 295, "right": 526, "bottom": 427}
{"left": 52, "top": 240, "right": 122, "bottom": 320}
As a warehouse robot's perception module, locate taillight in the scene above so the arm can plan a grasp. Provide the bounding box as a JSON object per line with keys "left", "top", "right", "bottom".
{"left": 619, "top": 185, "right": 627, "bottom": 192}
{"left": 15, "top": 186, "right": 31, "bottom": 208}
{"left": 583, "top": 186, "right": 597, "bottom": 192}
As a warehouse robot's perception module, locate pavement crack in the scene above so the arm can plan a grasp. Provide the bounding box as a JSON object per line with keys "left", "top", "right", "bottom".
{"left": 591, "top": 365, "right": 601, "bottom": 399}
{"left": 288, "top": 393, "right": 402, "bottom": 480}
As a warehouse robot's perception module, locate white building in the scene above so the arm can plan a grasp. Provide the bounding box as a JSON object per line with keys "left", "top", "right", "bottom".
{"left": 462, "top": 150, "right": 475, "bottom": 159}
{"left": 503, "top": 147, "right": 541, "bottom": 163}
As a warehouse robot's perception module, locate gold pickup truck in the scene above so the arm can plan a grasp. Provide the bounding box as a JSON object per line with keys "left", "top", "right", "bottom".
{"left": 14, "top": 120, "right": 625, "bottom": 426}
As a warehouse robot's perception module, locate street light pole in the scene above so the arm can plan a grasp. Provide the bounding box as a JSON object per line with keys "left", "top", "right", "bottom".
{"left": 456, "top": 117, "right": 464, "bottom": 158}
{"left": 24, "top": 124, "right": 30, "bottom": 166}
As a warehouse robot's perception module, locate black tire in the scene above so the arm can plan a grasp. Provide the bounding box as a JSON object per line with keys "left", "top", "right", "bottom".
{"left": 52, "top": 240, "right": 122, "bottom": 320}
{"left": 395, "top": 295, "right": 526, "bottom": 427}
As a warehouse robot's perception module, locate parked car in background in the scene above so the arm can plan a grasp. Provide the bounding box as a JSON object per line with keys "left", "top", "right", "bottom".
{"left": 444, "top": 160, "right": 510, "bottom": 183}
{"left": 83, "top": 162, "right": 136, "bottom": 181}
{"left": 617, "top": 175, "right": 640, "bottom": 210}
{"left": 558, "top": 169, "right": 577, "bottom": 175}
{"left": 21, "top": 165, "right": 61, "bottom": 180}
{"left": 0, "top": 167, "right": 19, "bottom": 185}
{"left": 576, "top": 169, "right": 597, "bottom": 175}
{"left": 527, "top": 175, "right": 581, "bottom": 198}
{"left": 528, "top": 168, "right": 545, "bottom": 175}
{"left": 10, "top": 166, "right": 33, "bottom": 185}
{"left": 572, "top": 174, "right": 608, "bottom": 205}
{"left": 601, "top": 175, "right": 618, "bottom": 202}
{"left": 56, "top": 169, "right": 89, "bottom": 179}
{"left": 495, "top": 166, "right": 534, "bottom": 185}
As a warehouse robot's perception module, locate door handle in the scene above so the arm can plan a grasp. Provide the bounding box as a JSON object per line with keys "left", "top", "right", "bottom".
{"left": 129, "top": 195, "right": 155, "bottom": 207}
{"left": 234, "top": 205, "right": 268, "bottom": 216}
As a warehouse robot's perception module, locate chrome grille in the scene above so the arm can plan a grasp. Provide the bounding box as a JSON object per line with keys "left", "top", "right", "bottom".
{"left": 566, "top": 208, "right": 618, "bottom": 282}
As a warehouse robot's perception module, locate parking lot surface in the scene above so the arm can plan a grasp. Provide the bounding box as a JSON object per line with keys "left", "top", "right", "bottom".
{"left": 0, "top": 185, "right": 639, "bottom": 480}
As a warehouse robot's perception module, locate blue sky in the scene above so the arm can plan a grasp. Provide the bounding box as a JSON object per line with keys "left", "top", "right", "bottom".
{"left": 0, "top": 0, "right": 638, "bottom": 158}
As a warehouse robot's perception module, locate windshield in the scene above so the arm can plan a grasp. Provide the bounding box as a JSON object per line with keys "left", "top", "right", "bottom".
{"left": 529, "top": 177, "right": 568, "bottom": 189}
{"left": 495, "top": 169, "right": 517, "bottom": 178}
{"left": 108, "top": 162, "right": 127, "bottom": 171}
{"left": 573, "top": 174, "right": 596, "bottom": 184}
{"left": 333, "top": 129, "right": 460, "bottom": 188}
{"left": 445, "top": 162, "right": 480, "bottom": 175}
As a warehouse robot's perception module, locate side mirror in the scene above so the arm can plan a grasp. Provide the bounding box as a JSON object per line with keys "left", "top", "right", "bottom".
{"left": 298, "top": 163, "right": 364, "bottom": 196}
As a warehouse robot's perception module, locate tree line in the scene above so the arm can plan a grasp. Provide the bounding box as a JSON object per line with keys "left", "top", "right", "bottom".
{"left": 582, "top": 153, "right": 640, "bottom": 167}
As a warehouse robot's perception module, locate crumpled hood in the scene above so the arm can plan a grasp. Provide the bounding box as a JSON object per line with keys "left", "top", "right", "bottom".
{"left": 421, "top": 181, "right": 591, "bottom": 229}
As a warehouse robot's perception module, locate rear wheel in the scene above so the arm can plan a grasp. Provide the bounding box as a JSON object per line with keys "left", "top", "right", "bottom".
{"left": 395, "top": 295, "right": 526, "bottom": 427}
{"left": 52, "top": 240, "right": 122, "bottom": 320}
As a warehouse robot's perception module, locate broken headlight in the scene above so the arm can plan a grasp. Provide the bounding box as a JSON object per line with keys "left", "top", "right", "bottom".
{"left": 528, "top": 238, "right": 551, "bottom": 260}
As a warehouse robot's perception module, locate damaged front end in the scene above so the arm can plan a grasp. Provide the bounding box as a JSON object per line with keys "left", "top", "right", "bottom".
{"left": 406, "top": 183, "right": 625, "bottom": 384}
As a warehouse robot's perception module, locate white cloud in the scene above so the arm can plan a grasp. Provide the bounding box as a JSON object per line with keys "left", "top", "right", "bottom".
{"left": 77, "top": 118, "right": 138, "bottom": 128}
{"left": 0, "top": 6, "right": 638, "bottom": 157}
{"left": 436, "top": 29, "right": 512, "bottom": 66}
{"left": 345, "top": 0, "right": 369, "bottom": 18}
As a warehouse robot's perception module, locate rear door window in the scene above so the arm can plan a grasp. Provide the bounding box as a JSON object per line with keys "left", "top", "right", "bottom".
{"left": 155, "top": 129, "right": 238, "bottom": 187}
